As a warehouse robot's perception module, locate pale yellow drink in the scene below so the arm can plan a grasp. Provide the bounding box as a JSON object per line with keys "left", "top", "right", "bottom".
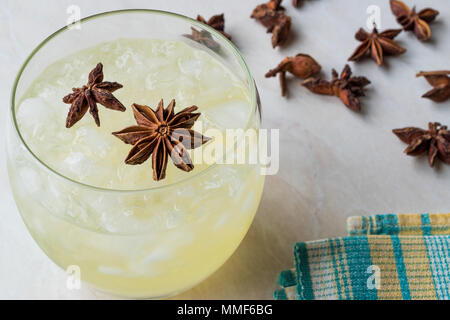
{"left": 7, "top": 38, "right": 264, "bottom": 297}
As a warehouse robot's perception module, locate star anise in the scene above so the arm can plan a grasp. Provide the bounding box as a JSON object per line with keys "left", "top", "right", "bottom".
{"left": 196, "top": 14, "right": 232, "bottom": 40}
{"left": 292, "top": 0, "right": 300, "bottom": 7}
{"left": 416, "top": 70, "right": 450, "bottom": 103}
{"left": 390, "top": 0, "right": 439, "bottom": 41}
{"left": 250, "top": 0, "right": 285, "bottom": 29}
{"left": 63, "top": 63, "right": 125, "bottom": 128}
{"left": 112, "top": 99, "right": 211, "bottom": 181}
{"left": 251, "top": 0, "right": 291, "bottom": 48}
{"left": 184, "top": 27, "right": 221, "bottom": 52}
{"left": 393, "top": 122, "right": 450, "bottom": 167}
{"left": 348, "top": 26, "right": 406, "bottom": 66}
{"left": 265, "top": 54, "right": 321, "bottom": 96}
{"left": 254, "top": 0, "right": 285, "bottom": 13}
{"left": 301, "top": 65, "right": 370, "bottom": 112}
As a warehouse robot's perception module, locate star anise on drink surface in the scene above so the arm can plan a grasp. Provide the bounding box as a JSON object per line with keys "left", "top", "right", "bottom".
{"left": 251, "top": 0, "right": 291, "bottom": 48}
{"left": 112, "top": 99, "right": 211, "bottom": 181}
{"left": 302, "top": 65, "right": 370, "bottom": 112}
{"left": 348, "top": 26, "right": 406, "bottom": 66}
{"left": 393, "top": 122, "right": 450, "bottom": 167}
{"left": 196, "top": 14, "right": 232, "bottom": 40}
{"left": 62, "top": 63, "right": 125, "bottom": 128}
{"left": 416, "top": 70, "right": 450, "bottom": 102}
{"left": 265, "top": 54, "right": 321, "bottom": 96}
{"left": 390, "top": 0, "right": 439, "bottom": 41}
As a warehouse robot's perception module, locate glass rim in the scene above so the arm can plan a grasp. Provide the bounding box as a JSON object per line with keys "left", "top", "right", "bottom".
{"left": 10, "top": 9, "right": 258, "bottom": 194}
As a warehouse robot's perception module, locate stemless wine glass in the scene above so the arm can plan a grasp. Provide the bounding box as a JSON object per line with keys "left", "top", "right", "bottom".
{"left": 6, "top": 10, "right": 264, "bottom": 298}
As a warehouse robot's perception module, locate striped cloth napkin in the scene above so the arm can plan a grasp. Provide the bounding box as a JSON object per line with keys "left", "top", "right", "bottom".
{"left": 274, "top": 213, "right": 450, "bottom": 300}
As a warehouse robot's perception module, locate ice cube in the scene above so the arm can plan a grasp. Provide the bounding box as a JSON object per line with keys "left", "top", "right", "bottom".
{"left": 145, "top": 73, "right": 158, "bottom": 90}
{"left": 165, "top": 207, "right": 186, "bottom": 229}
{"left": 17, "top": 98, "right": 57, "bottom": 136}
{"left": 98, "top": 266, "right": 125, "bottom": 276}
{"left": 62, "top": 151, "right": 97, "bottom": 179}
{"left": 74, "top": 126, "right": 112, "bottom": 158}
{"left": 18, "top": 167, "right": 42, "bottom": 194}
{"left": 214, "top": 214, "right": 229, "bottom": 230}
{"left": 177, "top": 56, "right": 204, "bottom": 78}
{"left": 115, "top": 47, "right": 143, "bottom": 69}
{"left": 151, "top": 40, "right": 177, "bottom": 57}
{"left": 143, "top": 247, "right": 173, "bottom": 263}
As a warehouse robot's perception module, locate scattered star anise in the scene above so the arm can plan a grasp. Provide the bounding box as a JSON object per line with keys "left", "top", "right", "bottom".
{"left": 348, "top": 26, "right": 406, "bottom": 66}
{"left": 390, "top": 0, "right": 439, "bottom": 41}
{"left": 112, "top": 99, "right": 211, "bottom": 181}
{"left": 63, "top": 63, "right": 125, "bottom": 128}
{"left": 251, "top": 0, "right": 291, "bottom": 48}
{"left": 302, "top": 65, "right": 370, "bottom": 112}
{"left": 292, "top": 0, "right": 300, "bottom": 7}
{"left": 196, "top": 14, "right": 232, "bottom": 40}
{"left": 265, "top": 54, "right": 321, "bottom": 96}
{"left": 393, "top": 122, "right": 450, "bottom": 167}
{"left": 416, "top": 70, "right": 450, "bottom": 103}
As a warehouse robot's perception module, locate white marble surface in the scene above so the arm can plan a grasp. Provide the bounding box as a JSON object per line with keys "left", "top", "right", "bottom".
{"left": 0, "top": 0, "right": 449, "bottom": 299}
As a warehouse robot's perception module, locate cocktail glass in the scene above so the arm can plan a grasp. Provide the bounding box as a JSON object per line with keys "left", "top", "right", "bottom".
{"left": 6, "top": 10, "right": 264, "bottom": 298}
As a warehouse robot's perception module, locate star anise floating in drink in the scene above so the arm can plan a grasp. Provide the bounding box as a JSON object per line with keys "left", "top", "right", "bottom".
{"left": 302, "top": 65, "right": 370, "bottom": 112}
{"left": 251, "top": 0, "right": 291, "bottom": 48}
{"left": 390, "top": 0, "right": 439, "bottom": 41}
{"left": 348, "top": 26, "right": 406, "bottom": 66}
{"left": 393, "top": 122, "right": 450, "bottom": 167}
{"left": 265, "top": 54, "right": 321, "bottom": 96}
{"left": 416, "top": 70, "right": 450, "bottom": 103}
{"left": 63, "top": 63, "right": 125, "bottom": 128}
{"left": 113, "top": 99, "right": 211, "bottom": 181}
{"left": 196, "top": 14, "right": 232, "bottom": 40}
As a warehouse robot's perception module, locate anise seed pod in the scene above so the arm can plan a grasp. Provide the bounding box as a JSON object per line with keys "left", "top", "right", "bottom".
{"left": 416, "top": 70, "right": 450, "bottom": 102}
{"left": 266, "top": 54, "right": 321, "bottom": 96}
